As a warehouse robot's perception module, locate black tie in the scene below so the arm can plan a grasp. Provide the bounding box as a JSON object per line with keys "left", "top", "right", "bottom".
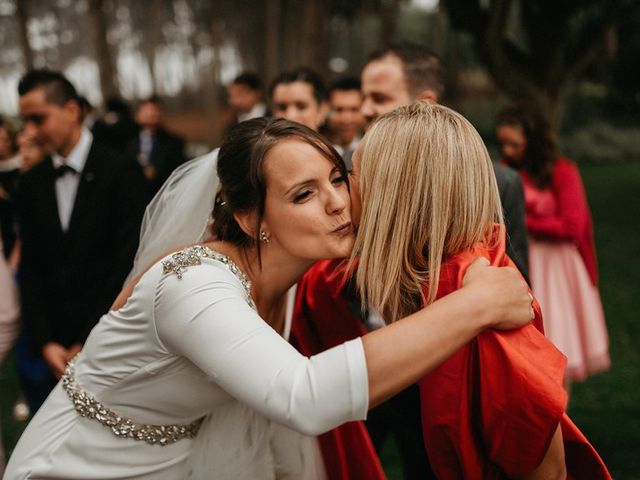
{"left": 54, "top": 164, "right": 77, "bottom": 178}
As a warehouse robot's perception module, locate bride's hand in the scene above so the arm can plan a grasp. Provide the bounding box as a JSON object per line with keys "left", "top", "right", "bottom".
{"left": 462, "top": 257, "right": 533, "bottom": 330}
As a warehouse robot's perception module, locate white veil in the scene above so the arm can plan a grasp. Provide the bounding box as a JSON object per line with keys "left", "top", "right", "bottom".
{"left": 126, "top": 149, "right": 219, "bottom": 283}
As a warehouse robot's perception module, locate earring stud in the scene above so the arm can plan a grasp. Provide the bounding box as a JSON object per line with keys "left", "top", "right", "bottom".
{"left": 260, "top": 231, "right": 270, "bottom": 245}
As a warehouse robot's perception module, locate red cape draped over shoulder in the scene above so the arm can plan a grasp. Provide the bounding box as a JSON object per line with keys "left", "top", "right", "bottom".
{"left": 291, "top": 259, "right": 386, "bottom": 480}
{"left": 419, "top": 227, "right": 610, "bottom": 479}
{"left": 291, "top": 229, "right": 609, "bottom": 479}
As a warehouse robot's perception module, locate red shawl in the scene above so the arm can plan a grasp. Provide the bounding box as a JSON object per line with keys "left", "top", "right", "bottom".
{"left": 419, "top": 229, "right": 610, "bottom": 478}
{"left": 292, "top": 232, "right": 610, "bottom": 479}
{"left": 291, "top": 259, "right": 385, "bottom": 480}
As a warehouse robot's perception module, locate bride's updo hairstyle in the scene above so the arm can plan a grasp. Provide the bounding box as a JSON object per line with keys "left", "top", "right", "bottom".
{"left": 212, "top": 117, "right": 346, "bottom": 257}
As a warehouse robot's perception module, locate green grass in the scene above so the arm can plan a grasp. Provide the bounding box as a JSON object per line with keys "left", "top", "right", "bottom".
{"left": 565, "top": 161, "right": 640, "bottom": 479}
{"left": 2, "top": 162, "right": 639, "bottom": 477}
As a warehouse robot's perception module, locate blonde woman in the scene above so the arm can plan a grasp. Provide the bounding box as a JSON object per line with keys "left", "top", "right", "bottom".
{"left": 354, "top": 102, "right": 610, "bottom": 479}
{"left": 293, "top": 103, "right": 610, "bottom": 479}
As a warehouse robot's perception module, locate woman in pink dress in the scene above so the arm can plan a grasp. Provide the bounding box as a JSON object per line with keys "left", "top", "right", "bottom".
{"left": 496, "top": 104, "right": 610, "bottom": 383}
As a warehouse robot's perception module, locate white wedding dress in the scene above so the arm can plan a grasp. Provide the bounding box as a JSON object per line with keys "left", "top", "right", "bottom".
{"left": 5, "top": 246, "right": 369, "bottom": 479}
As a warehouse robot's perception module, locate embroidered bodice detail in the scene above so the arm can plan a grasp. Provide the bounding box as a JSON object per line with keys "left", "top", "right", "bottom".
{"left": 61, "top": 357, "right": 203, "bottom": 446}
{"left": 162, "top": 245, "right": 255, "bottom": 309}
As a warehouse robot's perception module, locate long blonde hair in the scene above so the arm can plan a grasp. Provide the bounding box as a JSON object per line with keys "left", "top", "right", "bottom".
{"left": 353, "top": 102, "right": 503, "bottom": 322}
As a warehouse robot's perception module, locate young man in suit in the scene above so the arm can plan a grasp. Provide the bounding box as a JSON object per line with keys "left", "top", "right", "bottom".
{"left": 17, "top": 70, "right": 148, "bottom": 404}
{"left": 324, "top": 77, "right": 365, "bottom": 171}
{"left": 127, "top": 96, "right": 186, "bottom": 194}
{"left": 225, "top": 72, "right": 268, "bottom": 134}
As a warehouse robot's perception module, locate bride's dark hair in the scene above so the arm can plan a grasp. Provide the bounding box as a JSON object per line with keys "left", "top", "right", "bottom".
{"left": 212, "top": 117, "right": 346, "bottom": 260}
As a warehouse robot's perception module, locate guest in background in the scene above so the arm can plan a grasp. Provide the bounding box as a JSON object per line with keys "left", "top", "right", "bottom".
{"left": 126, "top": 96, "right": 186, "bottom": 194}
{"left": 101, "top": 96, "right": 138, "bottom": 152}
{"left": 496, "top": 104, "right": 610, "bottom": 386}
{"left": 6, "top": 128, "right": 48, "bottom": 420}
{"left": 17, "top": 129, "right": 47, "bottom": 173}
{"left": 225, "top": 72, "right": 267, "bottom": 134}
{"left": 325, "top": 77, "right": 365, "bottom": 170}
{"left": 17, "top": 69, "right": 148, "bottom": 408}
{"left": 4, "top": 128, "right": 48, "bottom": 272}
{"left": 270, "top": 67, "right": 328, "bottom": 132}
{"left": 77, "top": 96, "right": 111, "bottom": 147}
{"left": 0, "top": 235, "right": 19, "bottom": 476}
{"left": 0, "top": 118, "right": 21, "bottom": 259}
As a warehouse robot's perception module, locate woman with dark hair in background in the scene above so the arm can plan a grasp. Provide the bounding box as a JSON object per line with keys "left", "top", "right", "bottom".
{"left": 496, "top": 104, "right": 610, "bottom": 386}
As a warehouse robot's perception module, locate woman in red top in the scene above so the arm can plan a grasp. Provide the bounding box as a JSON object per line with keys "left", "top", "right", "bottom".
{"left": 348, "top": 101, "right": 609, "bottom": 478}
{"left": 496, "top": 105, "right": 610, "bottom": 383}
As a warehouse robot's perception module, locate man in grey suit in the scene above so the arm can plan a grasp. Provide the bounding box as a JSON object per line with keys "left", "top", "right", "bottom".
{"left": 358, "top": 44, "right": 529, "bottom": 478}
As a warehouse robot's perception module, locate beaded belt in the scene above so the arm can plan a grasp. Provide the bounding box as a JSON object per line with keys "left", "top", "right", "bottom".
{"left": 62, "top": 358, "right": 203, "bottom": 446}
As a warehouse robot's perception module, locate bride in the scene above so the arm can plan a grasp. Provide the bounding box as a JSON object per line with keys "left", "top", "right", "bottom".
{"left": 5, "top": 118, "right": 532, "bottom": 479}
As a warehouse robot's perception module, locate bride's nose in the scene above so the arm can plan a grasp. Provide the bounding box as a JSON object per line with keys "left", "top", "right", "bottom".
{"left": 325, "top": 189, "right": 347, "bottom": 215}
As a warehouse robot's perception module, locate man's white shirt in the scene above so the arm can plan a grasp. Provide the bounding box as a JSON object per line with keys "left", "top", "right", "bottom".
{"left": 51, "top": 128, "right": 93, "bottom": 231}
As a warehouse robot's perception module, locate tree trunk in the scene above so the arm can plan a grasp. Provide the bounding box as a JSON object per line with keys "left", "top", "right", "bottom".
{"left": 139, "top": 2, "right": 165, "bottom": 94}
{"left": 264, "top": 0, "right": 281, "bottom": 83}
{"left": 380, "top": 0, "right": 401, "bottom": 46}
{"left": 206, "top": 19, "right": 225, "bottom": 146}
{"left": 88, "top": 0, "right": 119, "bottom": 99}
{"left": 16, "top": 0, "right": 34, "bottom": 70}
{"left": 300, "top": 0, "right": 327, "bottom": 74}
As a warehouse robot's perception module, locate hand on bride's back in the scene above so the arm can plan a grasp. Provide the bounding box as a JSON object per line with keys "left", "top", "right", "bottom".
{"left": 462, "top": 257, "right": 533, "bottom": 330}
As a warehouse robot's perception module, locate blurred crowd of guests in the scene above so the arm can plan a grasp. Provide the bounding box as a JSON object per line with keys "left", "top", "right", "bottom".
{"left": 0, "top": 43, "right": 609, "bottom": 477}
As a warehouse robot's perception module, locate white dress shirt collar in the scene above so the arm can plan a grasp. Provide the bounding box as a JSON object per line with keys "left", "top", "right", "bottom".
{"left": 52, "top": 128, "right": 93, "bottom": 231}
{"left": 52, "top": 127, "right": 93, "bottom": 173}
{"left": 238, "top": 103, "right": 267, "bottom": 123}
{"left": 332, "top": 136, "right": 360, "bottom": 157}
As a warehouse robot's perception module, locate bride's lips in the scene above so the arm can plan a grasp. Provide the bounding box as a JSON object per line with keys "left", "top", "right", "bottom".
{"left": 331, "top": 222, "right": 353, "bottom": 236}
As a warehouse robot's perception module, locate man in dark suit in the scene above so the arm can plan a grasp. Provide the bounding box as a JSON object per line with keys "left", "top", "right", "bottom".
{"left": 225, "top": 72, "right": 268, "bottom": 135}
{"left": 17, "top": 70, "right": 148, "bottom": 400}
{"left": 324, "top": 77, "right": 365, "bottom": 171}
{"left": 126, "top": 96, "right": 185, "bottom": 195}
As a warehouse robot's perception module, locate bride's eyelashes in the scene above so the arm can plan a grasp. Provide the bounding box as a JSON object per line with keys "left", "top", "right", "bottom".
{"left": 293, "top": 189, "right": 313, "bottom": 203}
{"left": 291, "top": 171, "right": 347, "bottom": 204}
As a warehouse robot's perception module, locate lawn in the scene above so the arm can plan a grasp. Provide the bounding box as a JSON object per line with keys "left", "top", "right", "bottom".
{"left": 1, "top": 161, "right": 639, "bottom": 477}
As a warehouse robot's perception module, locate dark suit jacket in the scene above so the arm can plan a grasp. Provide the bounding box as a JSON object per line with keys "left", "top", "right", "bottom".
{"left": 493, "top": 162, "right": 529, "bottom": 282}
{"left": 0, "top": 167, "right": 20, "bottom": 257}
{"left": 17, "top": 140, "right": 149, "bottom": 352}
{"left": 126, "top": 128, "right": 186, "bottom": 194}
